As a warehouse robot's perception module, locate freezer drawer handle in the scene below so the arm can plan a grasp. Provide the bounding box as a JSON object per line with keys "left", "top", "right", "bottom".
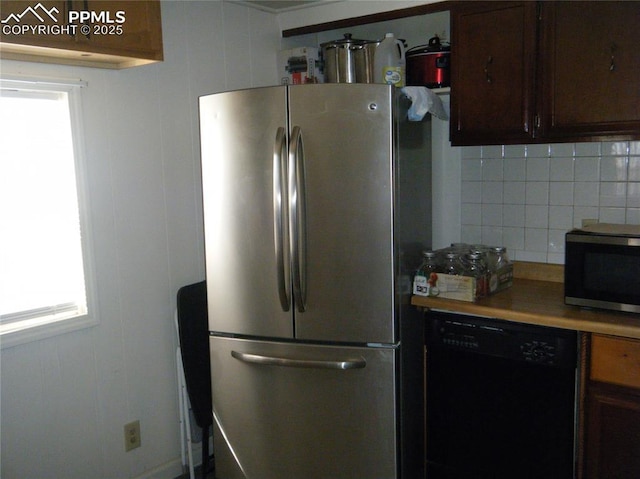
{"left": 231, "top": 350, "right": 366, "bottom": 370}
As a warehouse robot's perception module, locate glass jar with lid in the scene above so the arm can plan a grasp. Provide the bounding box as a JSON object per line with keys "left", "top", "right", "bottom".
{"left": 464, "top": 252, "right": 488, "bottom": 297}
{"left": 487, "top": 246, "right": 513, "bottom": 293}
{"left": 413, "top": 250, "right": 440, "bottom": 296}
{"left": 487, "top": 246, "right": 510, "bottom": 273}
{"left": 443, "top": 252, "right": 464, "bottom": 275}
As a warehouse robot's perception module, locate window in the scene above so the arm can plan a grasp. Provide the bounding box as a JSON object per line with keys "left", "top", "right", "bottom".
{"left": 0, "top": 77, "right": 97, "bottom": 347}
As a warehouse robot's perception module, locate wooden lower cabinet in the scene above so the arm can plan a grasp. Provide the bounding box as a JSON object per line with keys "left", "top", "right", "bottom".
{"left": 582, "top": 335, "right": 640, "bottom": 479}
{"left": 584, "top": 385, "right": 640, "bottom": 478}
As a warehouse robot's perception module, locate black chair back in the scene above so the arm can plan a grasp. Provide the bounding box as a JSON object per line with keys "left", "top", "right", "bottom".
{"left": 177, "top": 281, "right": 212, "bottom": 430}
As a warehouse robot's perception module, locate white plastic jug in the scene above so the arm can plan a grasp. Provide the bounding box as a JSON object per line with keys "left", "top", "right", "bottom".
{"left": 374, "top": 33, "right": 406, "bottom": 87}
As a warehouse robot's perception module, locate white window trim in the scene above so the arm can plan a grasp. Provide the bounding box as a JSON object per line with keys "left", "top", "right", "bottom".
{"left": 0, "top": 76, "right": 99, "bottom": 349}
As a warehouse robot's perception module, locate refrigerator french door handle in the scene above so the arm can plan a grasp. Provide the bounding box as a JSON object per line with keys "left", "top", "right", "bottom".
{"left": 231, "top": 350, "right": 367, "bottom": 370}
{"left": 273, "top": 127, "right": 290, "bottom": 311}
{"left": 288, "top": 126, "right": 307, "bottom": 312}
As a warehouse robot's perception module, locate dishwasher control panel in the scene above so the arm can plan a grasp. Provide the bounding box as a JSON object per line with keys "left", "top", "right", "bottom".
{"left": 426, "top": 311, "right": 577, "bottom": 368}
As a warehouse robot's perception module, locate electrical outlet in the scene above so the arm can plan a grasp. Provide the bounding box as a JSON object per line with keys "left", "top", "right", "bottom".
{"left": 582, "top": 218, "right": 599, "bottom": 228}
{"left": 124, "top": 420, "right": 141, "bottom": 452}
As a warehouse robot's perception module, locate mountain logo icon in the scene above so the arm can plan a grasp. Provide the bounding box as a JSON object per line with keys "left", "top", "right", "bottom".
{"left": 1, "top": 2, "right": 60, "bottom": 24}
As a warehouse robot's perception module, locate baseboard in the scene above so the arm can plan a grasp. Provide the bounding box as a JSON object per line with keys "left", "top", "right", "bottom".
{"left": 132, "top": 437, "right": 213, "bottom": 479}
{"left": 132, "top": 458, "right": 185, "bottom": 479}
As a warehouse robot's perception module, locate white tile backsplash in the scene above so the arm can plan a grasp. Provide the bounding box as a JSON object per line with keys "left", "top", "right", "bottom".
{"left": 600, "top": 207, "right": 626, "bottom": 224}
{"left": 575, "top": 142, "right": 601, "bottom": 157}
{"left": 504, "top": 157, "right": 526, "bottom": 180}
{"left": 629, "top": 157, "right": 640, "bottom": 181}
{"left": 460, "top": 141, "right": 640, "bottom": 264}
{"left": 525, "top": 181, "right": 549, "bottom": 205}
{"left": 549, "top": 182, "right": 574, "bottom": 206}
{"left": 481, "top": 225, "right": 503, "bottom": 246}
{"left": 461, "top": 158, "right": 482, "bottom": 181}
{"left": 482, "top": 203, "right": 503, "bottom": 226}
{"left": 602, "top": 141, "right": 630, "bottom": 156}
{"left": 525, "top": 205, "right": 549, "bottom": 228}
{"left": 526, "top": 143, "right": 550, "bottom": 158}
{"left": 627, "top": 208, "right": 640, "bottom": 223}
{"left": 503, "top": 181, "right": 526, "bottom": 204}
{"left": 628, "top": 183, "right": 640, "bottom": 207}
{"left": 461, "top": 180, "right": 482, "bottom": 203}
{"left": 575, "top": 156, "right": 600, "bottom": 181}
{"left": 550, "top": 157, "right": 574, "bottom": 181}
{"left": 526, "top": 158, "right": 550, "bottom": 181}
{"left": 549, "top": 143, "right": 575, "bottom": 157}
{"left": 504, "top": 204, "right": 525, "bottom": 227}
{"left": 505, "top": 144, "right": 527, "bottom": 159}
{"left": 600, "top": 182, "right": 627, "bottom": 207}
{"left": 482, "top": 181, "right": 504, "bottom": 204}
{"left": 549, "top": 205, "right": 573, "bottom": 230}
{"left": 574, "top": 182, "right": 600, "bottom": 206}
{"left": 482, "top": 158, "right": 504, "bottom": 181}
{"left": 600, "top": 156, "right": 627, "bottom": 181}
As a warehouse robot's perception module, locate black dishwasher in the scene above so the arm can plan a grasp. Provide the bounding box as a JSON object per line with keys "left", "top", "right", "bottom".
{"left": 425, "top": 311, "right": 578, "bottom": 479}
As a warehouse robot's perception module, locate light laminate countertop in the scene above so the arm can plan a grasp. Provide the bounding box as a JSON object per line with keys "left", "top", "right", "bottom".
{"left": 411, "top": 262, "right": 640, "bottom": 340}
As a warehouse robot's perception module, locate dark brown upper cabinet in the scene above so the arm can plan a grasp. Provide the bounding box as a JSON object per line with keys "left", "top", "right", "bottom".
{"left": 450, "top": 1, "right": 640, "bottom": 146}
{"left": 537, "top": 1, "right": 640, "bottom": 142}
{"left": 450, "top": 2, "right": 538, "bottom": 146}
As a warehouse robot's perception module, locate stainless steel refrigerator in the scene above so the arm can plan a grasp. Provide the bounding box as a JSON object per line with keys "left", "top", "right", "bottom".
{"left": 199, "top": 83, "right": 431, "bottom": 479}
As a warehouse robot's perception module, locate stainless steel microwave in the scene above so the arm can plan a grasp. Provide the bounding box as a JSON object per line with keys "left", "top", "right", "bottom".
{"left": 565, "top": 223, "right": 640, "bottom": 314}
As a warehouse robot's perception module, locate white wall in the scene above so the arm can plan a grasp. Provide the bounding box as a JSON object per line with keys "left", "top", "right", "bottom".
{"left": 0, "top": 2, "right": 279, "bottom": 478}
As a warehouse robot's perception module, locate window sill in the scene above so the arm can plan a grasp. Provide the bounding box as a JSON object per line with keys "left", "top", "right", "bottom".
{"left": 0, "top": 314, "right": 99, "bottom": 349}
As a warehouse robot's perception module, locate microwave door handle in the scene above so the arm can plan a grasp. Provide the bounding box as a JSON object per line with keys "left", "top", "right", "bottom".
{"left": 231, "top": 350, "right": 366, "bottom": 370}
{"left": 289, "top": 126, "right": 307, "bottom": 312}
{"left": 273, "top": 127, "right": 290, "bottom": 311}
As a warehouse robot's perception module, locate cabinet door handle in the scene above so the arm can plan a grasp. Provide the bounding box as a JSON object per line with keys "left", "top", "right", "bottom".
{"left": 484, "top": 55, "right": 493, "bottom": 83}
{"left": 609, "top": 43, "right": 617, "bottom": 72}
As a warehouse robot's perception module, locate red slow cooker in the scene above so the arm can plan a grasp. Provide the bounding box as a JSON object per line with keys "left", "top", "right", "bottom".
{"left": 406, "top": 36, "right": 451, "bottom": 88}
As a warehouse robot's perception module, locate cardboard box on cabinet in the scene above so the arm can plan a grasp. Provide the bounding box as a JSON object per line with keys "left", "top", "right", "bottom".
{"left": 278, "top": 47, "right": 323, "bottom": 84}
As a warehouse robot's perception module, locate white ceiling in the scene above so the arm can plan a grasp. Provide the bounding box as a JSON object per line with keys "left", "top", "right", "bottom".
{"left": 241, "top": 0, "right": 323, "bottom": 13}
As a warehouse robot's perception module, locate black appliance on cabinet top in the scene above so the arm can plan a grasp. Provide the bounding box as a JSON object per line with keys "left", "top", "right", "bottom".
{"left": 425, "top": 311, "right": 578, "bottom": 479}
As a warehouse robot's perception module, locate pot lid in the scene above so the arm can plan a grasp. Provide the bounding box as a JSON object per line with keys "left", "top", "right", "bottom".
{"left": 406, "top": 36, "right": 451, "bottom": 55}
{"left": 320, "top": 33, "right": 375, "bottom": 48}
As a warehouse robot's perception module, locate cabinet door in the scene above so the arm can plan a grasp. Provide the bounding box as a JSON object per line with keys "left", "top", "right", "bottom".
{"left": 584, "top": 335, "right": 640, "bottom": 479}
{"left": 539, "top": 2, "right": 640, "bottom": 140}
{"left": 0, "top": 0, "right": 162, "bottom": 67}
{"left": 76, "top": 1, "right": 163, "bottom": 61}
{"left": 450, "top": 1, "right": 537, "bottom": 146}
{"left": 585, "top": 385, "right": 640, "bottom": 479}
